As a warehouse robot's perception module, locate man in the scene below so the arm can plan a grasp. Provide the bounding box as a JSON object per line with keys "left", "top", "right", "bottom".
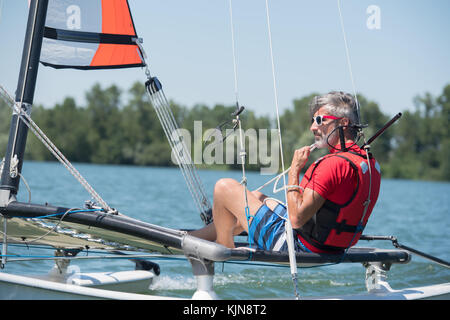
{"left": 190, "top": 91, "right": 381, "bottom": 253}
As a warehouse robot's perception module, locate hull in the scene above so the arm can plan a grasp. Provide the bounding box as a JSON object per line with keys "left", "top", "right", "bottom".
{"left": 1, "top": 271, "right": 449, "bottom": 300}
{"left": 0, "top": 271, "right": 179, "bottom": 300}
{"left": 310, "top": 281, "right": 450, "bottom": 300}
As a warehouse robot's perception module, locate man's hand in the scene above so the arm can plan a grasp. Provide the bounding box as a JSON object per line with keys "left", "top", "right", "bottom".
{"left": 289, "top": 146, "right": 311, "bottom": 176}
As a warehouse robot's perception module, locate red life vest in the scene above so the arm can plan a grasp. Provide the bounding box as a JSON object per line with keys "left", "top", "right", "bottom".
{"left": 295, "top": 149, "right": 381, "bottom": 252}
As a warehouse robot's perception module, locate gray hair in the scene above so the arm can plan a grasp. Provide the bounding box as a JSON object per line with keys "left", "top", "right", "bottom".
{"left": 309, "top": 91, "right": 359, "bottom": 138}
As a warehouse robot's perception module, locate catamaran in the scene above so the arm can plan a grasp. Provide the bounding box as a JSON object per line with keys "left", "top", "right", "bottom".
{"left": 0, "top": 0, "right": 449, "bottom": 300}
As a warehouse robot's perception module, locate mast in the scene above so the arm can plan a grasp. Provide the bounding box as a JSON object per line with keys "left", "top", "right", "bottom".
{"left": 0, "top": 0, "right": 48, "bottom": 203}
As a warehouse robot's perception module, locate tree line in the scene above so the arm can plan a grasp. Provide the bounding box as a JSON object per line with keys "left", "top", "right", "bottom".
{"left": 0, "top": 82, "right": 448, "bottom": 181}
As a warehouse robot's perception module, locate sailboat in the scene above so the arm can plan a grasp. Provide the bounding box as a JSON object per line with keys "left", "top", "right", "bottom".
{"left": 0, "top": 0, "right": 449, "bottom": 300}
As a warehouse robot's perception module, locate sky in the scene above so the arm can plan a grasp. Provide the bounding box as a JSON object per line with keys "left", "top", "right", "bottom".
{"left": 0, "top": 0, "right": 449, "bottom": 119}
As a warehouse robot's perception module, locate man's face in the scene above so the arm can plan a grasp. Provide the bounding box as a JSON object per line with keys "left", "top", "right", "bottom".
{"left": 310, "top": 106, "right": 340, "bottom": 149}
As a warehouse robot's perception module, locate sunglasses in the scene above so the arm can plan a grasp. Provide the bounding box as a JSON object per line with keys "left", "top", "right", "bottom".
{"left": 311, "top": 115, "right": 343, "bottom": 126}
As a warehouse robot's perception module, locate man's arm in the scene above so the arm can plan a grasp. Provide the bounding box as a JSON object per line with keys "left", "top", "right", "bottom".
{"left": 287, "top": 146, "right": 325, "bottom": 229}
{"left": 287, "top": 187, "right": 325, "bottom": 229}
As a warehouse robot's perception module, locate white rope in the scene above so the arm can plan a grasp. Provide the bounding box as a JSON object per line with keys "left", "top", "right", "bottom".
{"left": 18, "top": 207, "right": 79, "bottom": 245}
{"left": 227, "top": 0, "right": 253, "bottom": 248}
{"left": 255, "top": 143, "right": 316, "bottom": 193}
{"left": 337, "top": 0, "right": 361, "bottom": 120}
{"left": 145, "top": 83, "right": 212, "bottom": 223}
{"left": 140, "top": 25, "right": 211, "bottom": 224}
{"left": 255, "top": 166, "right": 290, "bottom": 192}
{"left": 18, "top": 173, "right": 32, "bottom": 203}
{"left": 159, "top": 89, "right": 211, "bottom": 214}
{"left": 0, "top": 85, "right": 114, "bottom": 213}
{"left": 337, "top": 0, "right": 372, "bottom": 231}
{"left": 228, "top": 0, "right": 240, "bottom": 106}
{"left": 264, "top": 0, "right": 300, "bottom": 300}
{"left": 0, "top": 0, "right": 4, "bottom": 25}
{"left": 335, "top": 1, "right": 375, "bottom": 260}
{"left": 264, "top": 0, "right": 287, "bottom": 199}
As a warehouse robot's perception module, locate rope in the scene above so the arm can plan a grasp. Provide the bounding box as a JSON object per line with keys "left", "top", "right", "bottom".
{"left": 145, "top": 80, "right": 212, "bottom": 224}
{"left": 0, "top": 207, "right": 102, "bottom": 268}
{"left": 228, "top": 0, "right": 240, "bottom": 106}
{"left": 228, "top": 0, "right": 253, "bottom": 249}
{"left": 0, "top": 85, "right": 114, "bottom": 214}
{"left": 0, "top": 0, "right": 4, "bottom": 25}
{"left": 255, "top": 143, "right": 317, "bottom": 193}
{"left": 336, "top": 0, "right": 373, "bottom": 264}
{"left": 138, "top": 32, "right": 212, "bottom": 225}
{"left": 337, "top": 0, "right": 361, "bottom": 120}
{"left": 264, "top": 0, "right": 300, "bottom": 300}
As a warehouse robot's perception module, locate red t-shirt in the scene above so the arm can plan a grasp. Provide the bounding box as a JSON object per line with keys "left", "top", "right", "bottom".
{"left": 300, "top": 143, "right": 362, "bottom": 205}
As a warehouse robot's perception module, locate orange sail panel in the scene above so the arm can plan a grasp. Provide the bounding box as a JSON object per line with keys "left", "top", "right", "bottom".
{"left": 101, "top": 0, "right": 135, "bottom": 35}
{"left": 90, "top": 43, "right": 142, "bottom": 67}
{"left": 40, "top": 0, "right": 145, "bottom": 70}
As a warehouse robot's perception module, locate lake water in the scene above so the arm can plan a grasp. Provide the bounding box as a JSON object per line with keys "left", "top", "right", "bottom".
{"left": 3, "top": 161, "right": 450, "bottom": 299}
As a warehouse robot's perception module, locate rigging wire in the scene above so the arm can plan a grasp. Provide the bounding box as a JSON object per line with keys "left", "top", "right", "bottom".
{"left": 0, "top": 207, "right": 100, "bottom": 267}
{"left": 335, "top": 0, "right": 370, "bottom": 219}
{"left": 335, "top": 0, "right": 375, "bottom": 266}
{"left": 264, "top": 0, "right": 300, "bottom": 300}
{"left": 138, "top": 36, "right": 213, "bottom": 225}
{"left": 255, "top": 143, "right": 317, "bottom": 193}
{"left": 337, "top": 0, "right": 361, "bottom": 121}
{"left": 13, "top": 208, "right": 83, "bottom": 245}
{"left": 0, "top": 85, "right": 114, "bottom": 214}
{"left": 145, "top": 79, "right": 213, "bottom": 224}
{"left": 228, "top": 0, "right": 240, "bottom": 107}
{"left": 227, "top": 0, "right": 253, "bottom": 249}
{"left": 0, "top": 0, "right": 4, "bottom": 25}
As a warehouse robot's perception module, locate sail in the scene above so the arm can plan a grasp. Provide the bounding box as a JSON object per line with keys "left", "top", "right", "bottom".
{"left": 40, "top": 0, "right": 145, "bottom": 69}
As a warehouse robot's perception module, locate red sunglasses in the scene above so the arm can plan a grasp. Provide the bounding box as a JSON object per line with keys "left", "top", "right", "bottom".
{"left": 311, "top": 115, "right": 342, "bottom": 126}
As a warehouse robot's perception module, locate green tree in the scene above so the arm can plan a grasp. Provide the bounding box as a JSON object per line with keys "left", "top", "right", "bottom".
{"left": 85, "top": 83, "right": 124, "bottom": 164}
{"left": 434, "top": 84, "right": 450, "bottom": 180}
{"left": 358, "top": 95, "right": 391, "bottom": 164}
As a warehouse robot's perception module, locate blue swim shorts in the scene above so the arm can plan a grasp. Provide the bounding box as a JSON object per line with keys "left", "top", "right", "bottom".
{"left": 248, "top": 203, "right": 308, "bottom": 252}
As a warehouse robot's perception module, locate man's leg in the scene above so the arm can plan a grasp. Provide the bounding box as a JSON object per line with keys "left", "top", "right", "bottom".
{"left": 188, "top": 189, "right": 268, "bottom": 242}
{"left": 188, "top": 222, "right": 217, "bottom": 241}
{"left": 251, "top": 190, "right": 279, "bottom": 211}
{"left": 211, "top": 178, "right": 265, "bottom": 248}
{"left": 188, "top": 180, "right": 281, "bottom": 247}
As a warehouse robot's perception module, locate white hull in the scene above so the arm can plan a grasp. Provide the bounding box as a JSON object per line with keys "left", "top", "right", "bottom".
{"left": 0, "top": 271, "right": 180, "bottom": 300}
{"left": 311, "top": 281, "right": 450, "bottom": 300}
{"left": 1, "top": 271, "right": 449, "bottom": 300}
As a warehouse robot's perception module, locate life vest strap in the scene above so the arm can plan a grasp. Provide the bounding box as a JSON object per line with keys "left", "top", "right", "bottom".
{"left": 331, "top": 219, "right": 361, "bottom": 235}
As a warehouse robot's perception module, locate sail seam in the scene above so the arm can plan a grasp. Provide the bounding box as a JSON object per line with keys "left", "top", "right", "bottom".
{"left": 43, "top": 27, "right": 138, "bottom": 45}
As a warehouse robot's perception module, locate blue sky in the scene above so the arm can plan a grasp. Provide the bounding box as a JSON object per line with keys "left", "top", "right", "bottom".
{"left": 0, "top": 0, "right": 449, "bottom": 118}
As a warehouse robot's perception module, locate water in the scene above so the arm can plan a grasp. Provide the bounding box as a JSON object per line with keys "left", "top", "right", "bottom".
{"left": 3, "top": 161, "right": 450, "bottom": 299}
